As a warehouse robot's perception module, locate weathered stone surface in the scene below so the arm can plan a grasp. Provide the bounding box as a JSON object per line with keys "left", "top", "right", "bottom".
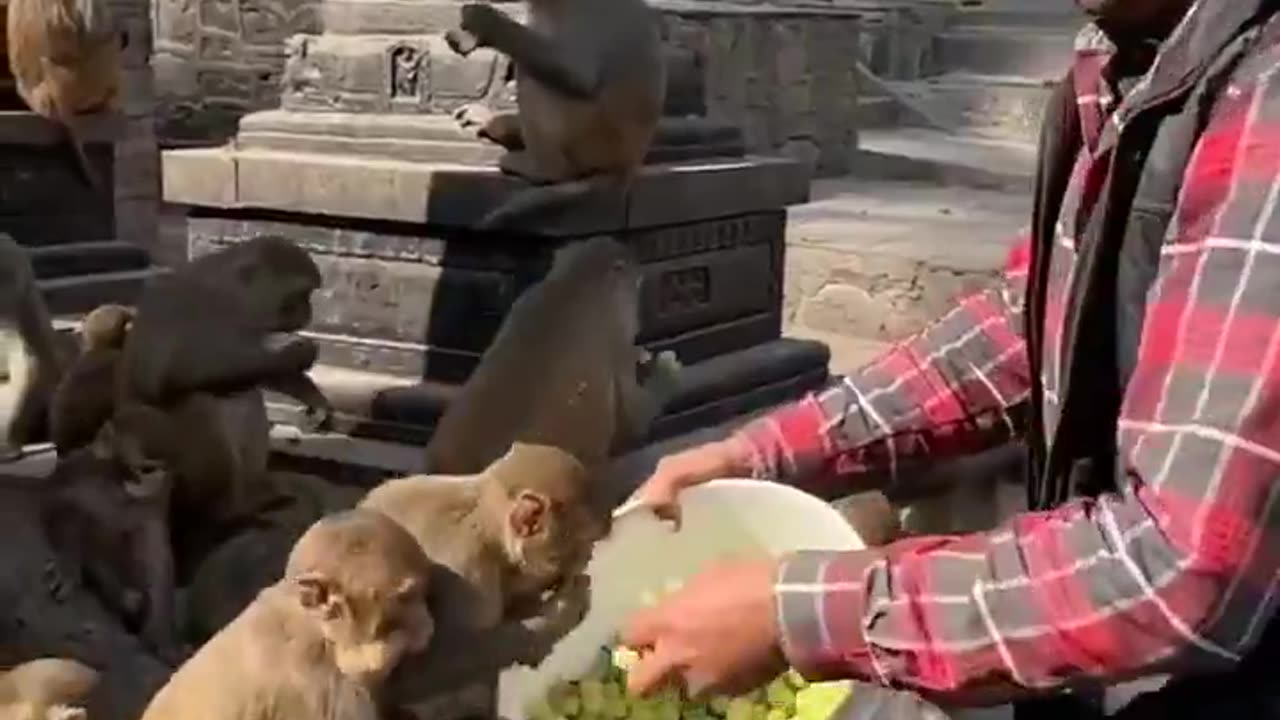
{"left": 186, "top": 206, "right": 789, "bottom": 380}
{"left": 164, "top": 148, "right": 810, "bottom": 231}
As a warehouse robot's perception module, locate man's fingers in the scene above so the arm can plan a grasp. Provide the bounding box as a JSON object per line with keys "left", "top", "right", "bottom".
{"left": 620, "top": 604, "right": 667, "bottom": 650}
{"left": 626, "top": 642, "right": 684, "bottom": 697}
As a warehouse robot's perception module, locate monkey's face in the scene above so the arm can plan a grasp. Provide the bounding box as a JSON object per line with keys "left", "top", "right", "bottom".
{"left": 299, "top": 574, "right": 433, "bottom": 687}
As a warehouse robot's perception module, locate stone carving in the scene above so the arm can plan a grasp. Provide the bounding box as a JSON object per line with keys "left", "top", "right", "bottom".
{"left": 389, "top": 44, "right": 422, "bottom": 100}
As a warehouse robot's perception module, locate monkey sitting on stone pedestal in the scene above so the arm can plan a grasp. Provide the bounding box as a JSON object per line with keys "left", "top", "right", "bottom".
{"left": 444, "top": 0, "right": 666, "bottom": 231}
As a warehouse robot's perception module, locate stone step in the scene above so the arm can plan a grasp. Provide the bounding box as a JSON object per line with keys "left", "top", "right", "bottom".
{"left": 943, "top": 7, "right": 1085, "bottom": 30}
{"left": 783, "top": 176, "right": 1030, "bottom": 345}
{"left": 37, "top": 267, "right": 164, "bottom": 316}
{"left": 25, "top": 241, "right": 151, "bottom": 280}
{"left": 852, "top": 126, "right": 1036, "bottom": 192}
{"left": 265, "top": 337, "right": 832, "bottom": 447}
{"left": 931, "top": 27, "right": 1076, "bottom": 79}
{"left": 889, "top": 72, "right": 1057, "bottom": 143}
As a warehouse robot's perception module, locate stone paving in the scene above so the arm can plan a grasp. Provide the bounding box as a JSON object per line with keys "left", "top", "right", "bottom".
{"left": 782, "top": 175, "right": 1031, "bottom": 372}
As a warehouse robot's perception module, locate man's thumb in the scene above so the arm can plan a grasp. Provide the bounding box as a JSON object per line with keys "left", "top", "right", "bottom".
{"left": 625, "top": 642, "right": 683, "bottom": 698}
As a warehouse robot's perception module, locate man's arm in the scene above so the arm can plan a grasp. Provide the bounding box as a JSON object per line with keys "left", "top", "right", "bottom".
{"left": 772, "top": 56, "right": 1280, "bottom": 700}
{"left": 731, "top": 241, "right": 1033, "bottom": 497}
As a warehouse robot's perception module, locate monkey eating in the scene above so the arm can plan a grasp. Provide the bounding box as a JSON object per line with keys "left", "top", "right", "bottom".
{"left": 116, "top": 235, "right": 334, "bottom": 567}
{"left": 0, "top": 235, "right": 67, "bottom": 461}
{"left": 424, "top": 236, "right": 681, "bottom": 476}
{"left": 360, "top": 443, "right": 596, "bottom": 717}
{"left": 444, "top": 0, "right": 666, "bottom": 231}
{"left": 49, "top": 303, "right": 133, "bottom": 456}
{"left": 0, "top": 657, "right": 99, "bottom": 720}
{"left": 43, "top": 404, "right": 184, "bottom": 664}
{"left": 138, "top": 508, "right": 434, "bottom": 720}
{"left": 5, "top": 0, "right": 123, "bottom": 190}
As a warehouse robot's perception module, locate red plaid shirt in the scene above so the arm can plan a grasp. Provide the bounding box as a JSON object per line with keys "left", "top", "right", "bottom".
{"left": 737, "top": 5, "right": 1280, "bottom": 700}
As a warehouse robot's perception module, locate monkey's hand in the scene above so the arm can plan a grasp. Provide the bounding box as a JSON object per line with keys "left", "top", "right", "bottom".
{"left": 296, "top": 401, "right": 335, "bottom": 434}
{"left": 514, "top": 573, "right": 591, "bottom": 665}
{"left": 456, "top": 3, "right": 505, "bottom": 47}
{"left": 445, "top": 28, "right": 480, "bottom": 57}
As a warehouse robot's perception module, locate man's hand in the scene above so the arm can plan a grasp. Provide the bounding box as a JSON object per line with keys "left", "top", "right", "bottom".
{"left": 622, "top": 557, "right": 789, "bottom": 698}
{"left": 627, "top": 439, "right": 752, "bottom": 529}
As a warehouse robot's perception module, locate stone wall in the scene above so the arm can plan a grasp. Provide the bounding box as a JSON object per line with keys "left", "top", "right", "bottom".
{"left": 149, "top": 0, "right": 860, "bottom": 171}
{"left": 114, "top": 0, "right": 162, "bottom": 253}
{"left": 152, "top": 0, "right": 320, "bottom": 143}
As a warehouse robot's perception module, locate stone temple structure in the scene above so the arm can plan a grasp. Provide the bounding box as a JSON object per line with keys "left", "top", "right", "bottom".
{"left": 162, "top": 0, "right": 848, "bottom": 453}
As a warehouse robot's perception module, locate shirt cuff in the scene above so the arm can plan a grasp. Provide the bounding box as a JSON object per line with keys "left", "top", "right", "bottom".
{"left": 773, "top": 549, "right": 884, "bottom": 684}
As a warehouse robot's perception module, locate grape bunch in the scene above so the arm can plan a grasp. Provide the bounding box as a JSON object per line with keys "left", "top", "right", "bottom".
{"left": 527, "top": 645, "right": 853, "bottom": 720}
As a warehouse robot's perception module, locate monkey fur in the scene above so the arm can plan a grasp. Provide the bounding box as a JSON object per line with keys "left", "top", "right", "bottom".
{"left": 43, "top": 404, "right": 184, "bottom": 663}
{"left": 0, "top": 235, "right": 67, "bottom": 461}
{"left": 49, "top": 303, "right": 134, "bottom": 456}
{"left": 5, "top": 0, "right": 122, "bottom": 190}
{"left": 0, "top": 658, "right": 98, "bottom": 720}
{"left": 444, "top": 0, "right": 666, "bottom": 231}
{"left": 424, "top": 236, "right": 681, "bottom": 477}
{"left": 183, "top": 471, "right": 365, "bottom": 646}
{"left": 117, "top": 235, "right": 333, "bottom": 567}
{"left": 139, "top": 508, "right": 434, "bottom": 720}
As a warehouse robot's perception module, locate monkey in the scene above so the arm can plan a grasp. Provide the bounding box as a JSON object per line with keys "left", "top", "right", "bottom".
{"left": 423, "top": 236, "right": 682, "bottom": 477}
{"left": 138, "top": 508, "right": 435, "bottom": 720}
{"left": 359, "top": 442, "right": 597, "bottom": 716}
{"left": 49, "top": 303, "right": 134, "bottom": 456}
{"left": 42, "top": 404, "right": 185, "bottom": 664}
{"left": 0, "top": 235, "right": 67, "bottom": 461}
{"left": 443, "top": 0, "right": 666, "bottom": 231}
{"left": 117, "top": 235, "right": 334, "bottom": 568}
{"left": 0, "top": 658, "right": 99, "bottom": 720}
{"left": 5, "top": 0, "right": 122, "bottom": 190}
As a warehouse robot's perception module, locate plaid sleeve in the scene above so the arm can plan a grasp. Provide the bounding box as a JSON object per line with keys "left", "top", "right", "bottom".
{"left": 730, "top": 240, "right": 1033, "bottom": 497}
{"left": 771, "top": 53, "right": 1280, "bottom": 699}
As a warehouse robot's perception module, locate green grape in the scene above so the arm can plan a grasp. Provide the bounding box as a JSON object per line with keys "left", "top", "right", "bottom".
{"left": 724, "top": 697, "right": 755, "bottom": 720}
{"left": 604, "top": 680, "right": 631, "bottom": 718}
{"left": 580, "top": 679, "right": 606, "bottom": 716}
{"left": 784, "top": 670, "right": 808, "bottom": 690}
{"left": 764, "top": 708, "right": 789, "bottom": 720}
{"left": 764, "top": 677, "right": 796, "bottom": 712}
{"left": 529, "top": 698, "right": 559, "bottom": 720}
{"left": 707, "top": 696, "right": 732, "bottom": 716}
{"left": 752, "top": 703, "right": 770, "bottom": 720}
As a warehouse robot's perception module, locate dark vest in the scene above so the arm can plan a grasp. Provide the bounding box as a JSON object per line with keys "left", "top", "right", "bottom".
{"left": 1016, "top": 3, "right": 1280, "bottom": 717}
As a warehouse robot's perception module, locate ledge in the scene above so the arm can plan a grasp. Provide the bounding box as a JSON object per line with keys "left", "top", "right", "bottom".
{"left": 162, "top": 146, "right": 811, "bottom": 234}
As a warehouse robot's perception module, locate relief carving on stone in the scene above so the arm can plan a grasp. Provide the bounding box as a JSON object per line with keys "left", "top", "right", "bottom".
{"left": 389, "top": 44, "right": 423, "bottom": 101}
{"left": 281, "top": 35, "right": 320, "bottom": 97}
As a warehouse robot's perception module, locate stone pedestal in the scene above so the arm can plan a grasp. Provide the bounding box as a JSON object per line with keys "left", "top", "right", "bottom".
{"left": 163, "top": 0, "right": 831, "bottom": 451}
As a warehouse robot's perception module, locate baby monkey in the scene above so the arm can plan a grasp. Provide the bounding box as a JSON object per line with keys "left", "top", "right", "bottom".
{"left": 0, "top": 657, "right": 99, "bottom": 720}
{"left": 139, "top": 508, "right": 434, "bottom": 720}
{"left": 49, "top": 303, "right": 134, "bottom": 456}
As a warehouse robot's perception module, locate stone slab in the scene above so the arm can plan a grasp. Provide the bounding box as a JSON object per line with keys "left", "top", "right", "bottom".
{"left": 852, "top": 126, "right": 1036, "bottom": 191}
{"left": 783, "top": 176, "right": 1030, "bottom": 344}
{"left": 163, "top": 147, "right": 811, "bottom": 234}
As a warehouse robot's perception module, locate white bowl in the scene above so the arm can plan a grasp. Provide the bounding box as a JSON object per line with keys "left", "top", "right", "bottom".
{"left": 496, "top": 478, "right": 867, "bottom": 720}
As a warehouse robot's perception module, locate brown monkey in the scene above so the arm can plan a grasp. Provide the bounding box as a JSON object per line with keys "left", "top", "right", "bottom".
{"left": 0, "top": 658, "right": 99, "bottom": 720}
{"left": 43, "top": 404, "right": 184, "bottom": 663}
{"left": 0, "top": 235, "right": 66, "bottom": 461}
{"left": 444, "top": 0, "right": 666, "bottom": 231}
{"left": 424, "top": 236, "right": 681, "bottom": 476}
{"left": 139, "top": 508, "right": 434, "bottom": 720}
{"left": 49, "top": 303, "right": 134, "bottom": 456}
{"left": 359, "top": 442, "right": 596, "bottom": 715}
{"left": 117, "top": 235, "right": 333, "bottom": 565}
{"left": 5, "top": 0, "right": 122, "bottom": 190}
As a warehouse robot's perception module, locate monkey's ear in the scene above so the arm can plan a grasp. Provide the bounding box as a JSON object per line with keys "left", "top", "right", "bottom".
{"left": 294, "top": 572, "right": 343, "bottom": 620}
{"left": 509, "top": 490, "right": 550, "bottom": 539}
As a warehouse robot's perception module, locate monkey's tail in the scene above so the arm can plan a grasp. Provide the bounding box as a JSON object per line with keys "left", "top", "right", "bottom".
{"left": 61, "top": 122, "right": 103, "bottom": 192}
